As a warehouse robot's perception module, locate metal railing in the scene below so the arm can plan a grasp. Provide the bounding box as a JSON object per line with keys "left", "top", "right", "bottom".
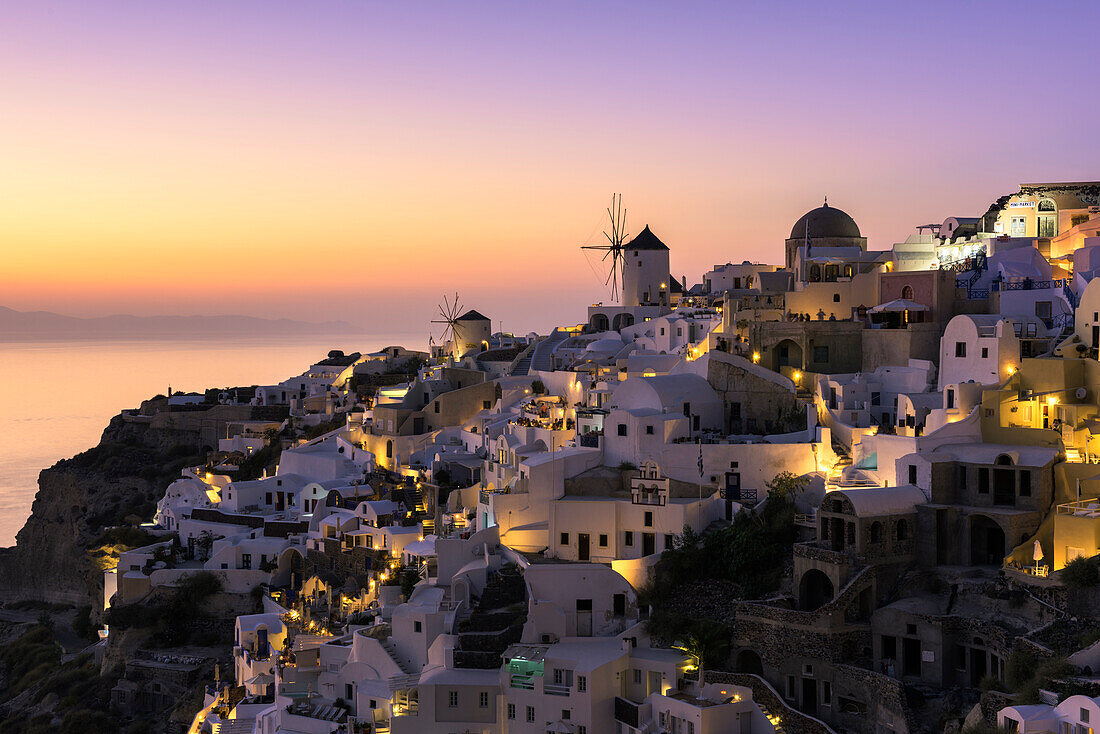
{"left": 1056, "top": 498, "right": 1100, "bottom": 517}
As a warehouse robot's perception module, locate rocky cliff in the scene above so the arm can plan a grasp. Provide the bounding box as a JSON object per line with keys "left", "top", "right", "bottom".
{"left": 0, "top": 404, "right": 262, "bottom": 607}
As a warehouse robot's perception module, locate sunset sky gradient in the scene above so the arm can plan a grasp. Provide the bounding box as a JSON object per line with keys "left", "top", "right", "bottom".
{"left": 2, "top": 0, "right": 1098, "bottom": 334}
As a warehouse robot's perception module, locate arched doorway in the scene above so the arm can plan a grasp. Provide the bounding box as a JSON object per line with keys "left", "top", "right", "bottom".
{"left": 774, "top": 339, "right": 803, "bottom": 371}
{"left": 969, "top": 515, "right": 1006, "bottom": 566}
{"left": 735, "top": 649, "right": 763, "bottom": 675}
{"left": 799, "top": 569, "right": 834, "bottom": 611}
{"left": 590, "top": 313, "right": 610, "bottom": 332}
{"left": 613, "top": 313, "right": 635, "bottom": 331}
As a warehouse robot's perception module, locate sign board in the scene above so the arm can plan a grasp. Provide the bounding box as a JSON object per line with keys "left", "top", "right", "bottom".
{"left": 1008, "top": 201, "right": 1036, "bottom": 208}
{"left": 921, "top": 650, "right": 935, "bottom": 662}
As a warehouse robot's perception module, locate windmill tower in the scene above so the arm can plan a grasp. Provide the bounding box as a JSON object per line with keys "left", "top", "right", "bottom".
{"left": 581, "top": 194, "right": 630, "bottom": 303}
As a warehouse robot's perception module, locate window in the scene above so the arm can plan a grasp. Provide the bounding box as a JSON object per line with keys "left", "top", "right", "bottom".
{"left": 617, "top": 424, "right": 627, "bottom": 436}
{"left": 814, "top": 346, "right": 829, "bottom": 363}
{"left": 955, "top": 342, "right": 967, "bottom": 358}
{"left": 414, "top": 620, "right": 422, "bottom": 633}
{"left": 483, "top": 400, "right": 492, "bottom": 410}
{"left": 901, "top": 285, "right": 914, "bottom": 300}
{"left": 560, "top": 532, "right": 569, "bottom": 546}
{"left": 625, "top": 531, "right": 634, "bottom": 547}
{"left": 242, "top": 554, "right": 251, "bottom": 570}
{"left": 599, "top": 534, "right": 608, "bottom": 547}
{"left": 908, "top": 465, "right": 917, "bottom": 485}
{"left": 633, "top": 669, "right": 642, "bottom": 684}
{"left": 645, "top": 425, "right": 654, "bottom": 435}
{"left": 1020, "top": 471, "right": 1031, "bottom": 497}
{"left": 978, "top": 467, "right": 989, "bottom": 493}
{"left": 346, "top": 683, "right": 353, "bottom": 700}
{"left": 823, "top": 681, "right": 832, "bottom": 705}
{"left": 786, "top": 675, "right": 796, "bottom": 699}
{"left": 526, "top": 705, "right": 535, "bottom": 722}
{"left": 665, "top": 534, "right": 675, "bottom": 549}
{"left": 833, "top": 293, "right": 840, "bottom": 303}
{"left": 644, "top": 511, "right": 653, "bottom": 527}
{"left": 434, "top": 402, "right": 440, "bottom": 413}
{"left": 578, "top": 676, "right": 586, "bottom": 692}
{"left": 578, "top": 727, "right": 587, "bottom": 734}
{"left": 947, "top": 389, "right": 955, "bottom": 409}
{"left": 1082, "top": 707, "right": 1090, "bottom": 723}
{"left": 507, "top": 703, "right": 515, "bottom": 719}
{"left": 479, "top": 691, "right": 489, "bottom": 708}
{"left": 981, "top": 347, "right": 989, "bottom": 359}
{"left": 562, "top": 709, "right": 571, "bottom": 719}
{"left": 370, "top": 699, "right": 377, "bottom": 709}
{"left": 448, "top": 691, "right": 458, "bottom": 708}
{"left": 897, "top": 520, "right": 910, "bottom": 541}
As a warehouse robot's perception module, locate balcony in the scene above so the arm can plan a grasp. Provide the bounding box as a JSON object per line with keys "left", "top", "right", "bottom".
{"left": 544, "top": 683, "right": 570, "bottom": 696}
{"left": 614, "top": 696, "right": 640, "bottom": 728}
{"left": 510, "top": 674, "right": 536, "bottom": 690}
{"left": 1057, "top": 498, "right": 1100, "bottom": 517}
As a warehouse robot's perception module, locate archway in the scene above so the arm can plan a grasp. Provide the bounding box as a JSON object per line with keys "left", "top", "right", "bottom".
{"left": 613, "top": 313, "right": 635, "bottom": 330}
{"left": 590, "top": 313, "right": 610, "bottom": 332}
{"left": 969, "top": 515, "right": 1006, "bottom": 566}
{"left": 798, "top": 569, "right": 835, "bottom": 611}
{"left": 735, "top": 649, "right": 763, "bottom": 675}
{"left": 774, "top": 339, "right": 803, "bottom": 371}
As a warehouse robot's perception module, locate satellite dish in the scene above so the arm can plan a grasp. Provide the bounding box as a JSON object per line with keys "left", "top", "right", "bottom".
{"left": 1077, "top": 387, "right": 1088, "bottom": 400}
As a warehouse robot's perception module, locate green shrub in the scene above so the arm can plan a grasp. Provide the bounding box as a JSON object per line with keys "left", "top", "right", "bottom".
{"left": 1061, "top": 556, "right": 1100, "bottom": 588}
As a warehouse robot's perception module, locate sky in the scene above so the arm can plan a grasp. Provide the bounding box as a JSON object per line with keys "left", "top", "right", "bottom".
{"left": 1, "top": 0, "right": 1098, "bottom": 336}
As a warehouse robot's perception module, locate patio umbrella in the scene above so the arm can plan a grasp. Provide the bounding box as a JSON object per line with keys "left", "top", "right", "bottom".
{"left": 1033, "top": 539, "right": 1044, "bottom": 575}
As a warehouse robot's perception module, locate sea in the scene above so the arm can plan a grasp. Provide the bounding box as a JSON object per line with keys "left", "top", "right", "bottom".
{"left": 0, "top": 334, "right": 422, "bottom": 547}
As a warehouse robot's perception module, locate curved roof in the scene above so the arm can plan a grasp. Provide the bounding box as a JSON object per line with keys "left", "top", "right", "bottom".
{"left": 829, "top": 486, "right": 928, "bottom": 516}
{"left": 624, "top": 225, "right": 669, "bottom": 251}
{"left": 790, "top": 203, "right": 862, "bottom": 240}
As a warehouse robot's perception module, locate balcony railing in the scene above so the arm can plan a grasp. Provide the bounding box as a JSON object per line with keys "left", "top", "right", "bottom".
{"left": 510, "top": 674, "right": 536, "bottom": 690}
{"left": 614, "top": 697, "right": 640, "bottom": 728}
{"left": 1057, "top": 498, "right": 1100, "bottom": 517}
{"left": 544, "top": 683, "right": 570, "bottom": 696}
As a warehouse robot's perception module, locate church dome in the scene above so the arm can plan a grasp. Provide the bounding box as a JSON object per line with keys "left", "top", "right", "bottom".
{"left": 789, "top": 203, "right": 861, "bottom": 240}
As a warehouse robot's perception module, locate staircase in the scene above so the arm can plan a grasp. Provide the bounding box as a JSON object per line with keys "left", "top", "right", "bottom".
{"left": 825, "top": 439, "right": 853, "bottom": 488}
{"left": 508, "top": 342, "right": 537, "bottom": 376}
{"left": 382, "top": 639, "right": 416, "bottom": 675}
{"left": 758, "top": 703, "right": 786, "bottom": 733}
{"left": 529, "top": 329, "right": 570, "bottom": 373}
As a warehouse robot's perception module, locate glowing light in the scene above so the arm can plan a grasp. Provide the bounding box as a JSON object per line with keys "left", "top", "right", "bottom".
{"left": 1006, "top": 365, "right": 1016, "bottom": 375}
{"left": 1047, "top": 396, "right": 1058, "bottom": 406}
{"left": 751, "top": 352, "right": 760, "bottom": 363}
{"left": 793, "top": 371, "right": 802, "bottom": 382}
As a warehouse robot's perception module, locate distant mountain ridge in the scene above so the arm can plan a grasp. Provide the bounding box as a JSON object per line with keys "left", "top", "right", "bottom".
{"left": 0, "top": 305, "right": 362, "bottom": 338}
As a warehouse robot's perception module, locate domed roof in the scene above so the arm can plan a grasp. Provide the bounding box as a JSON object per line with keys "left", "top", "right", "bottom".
{"left": 789, "top": 202, "right": 861, "bottom": 240}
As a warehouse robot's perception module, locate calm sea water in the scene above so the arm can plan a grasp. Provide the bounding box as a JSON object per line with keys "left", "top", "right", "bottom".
{"left": 0, "top": 335, "right": 422, "bottom": 547}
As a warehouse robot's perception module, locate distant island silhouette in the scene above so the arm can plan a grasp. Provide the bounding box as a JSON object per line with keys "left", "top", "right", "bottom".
{"left": 0, "top": 305, "right": 362, "bottom": 339}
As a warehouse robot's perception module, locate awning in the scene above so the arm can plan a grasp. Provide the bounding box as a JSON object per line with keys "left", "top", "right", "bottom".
{"left": 870, "top": 298, "right": 930, "bottom": 313}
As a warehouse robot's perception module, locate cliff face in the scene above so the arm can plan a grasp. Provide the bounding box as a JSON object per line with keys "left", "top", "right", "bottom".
{"left": 0, "top": 413, "right": 209, "bottom": 606}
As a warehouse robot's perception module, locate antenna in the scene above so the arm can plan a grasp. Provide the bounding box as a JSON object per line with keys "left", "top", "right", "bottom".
{"left": 431, "top": 293, "right": 463, "bottom": 355}
{"left": 581, "top": 193, "right": 629, "bottom": 303}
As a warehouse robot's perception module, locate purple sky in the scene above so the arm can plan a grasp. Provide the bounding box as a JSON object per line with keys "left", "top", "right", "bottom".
{"left": 1, "top": 1, "right": 1098, "bottom": 333}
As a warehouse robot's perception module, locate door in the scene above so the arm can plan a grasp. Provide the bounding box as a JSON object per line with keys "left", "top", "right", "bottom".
{"left": 1092, "top": 324, "right": 1098, "bottom": 349}
{"left": 801, "top": 678, "right": 818, "bottom": 716}
{"left": 642, "top": 533, "right": 656, "bottom": 556}
{"left": 725, "top": 472, "right": 741, "bottom": 500}
{"left": 578, "top": 533, "right": 590, "bottom": 562}
{"left": 576, "top": 599, "right": 592, "bottom": 637}
{"left": 902, "top": 637, "right": 921, "bottom": 677}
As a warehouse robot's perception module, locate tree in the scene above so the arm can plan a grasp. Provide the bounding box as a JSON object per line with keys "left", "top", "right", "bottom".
{"left": 765, "top": 471, "right": 808, "bottom": 504}
{"left": 530, "top": 379, "right": 546, "bottom": 395}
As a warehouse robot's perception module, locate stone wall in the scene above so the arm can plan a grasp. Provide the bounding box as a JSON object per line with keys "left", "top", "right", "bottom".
{"left": 703, "top": 671, "right": 836, "bottom": 734}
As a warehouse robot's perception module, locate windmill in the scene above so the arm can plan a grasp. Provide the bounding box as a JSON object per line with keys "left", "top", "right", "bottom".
{"left": 431, "top": 292, "right": 463, "bottom": 356}
{"left": 582, "top": 193, "right": 629, "bottom": 303}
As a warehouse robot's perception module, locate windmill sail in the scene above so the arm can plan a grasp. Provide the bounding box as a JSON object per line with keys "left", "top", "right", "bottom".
{"left": 581, "top": 194, "right": 629, "bottom": 303}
